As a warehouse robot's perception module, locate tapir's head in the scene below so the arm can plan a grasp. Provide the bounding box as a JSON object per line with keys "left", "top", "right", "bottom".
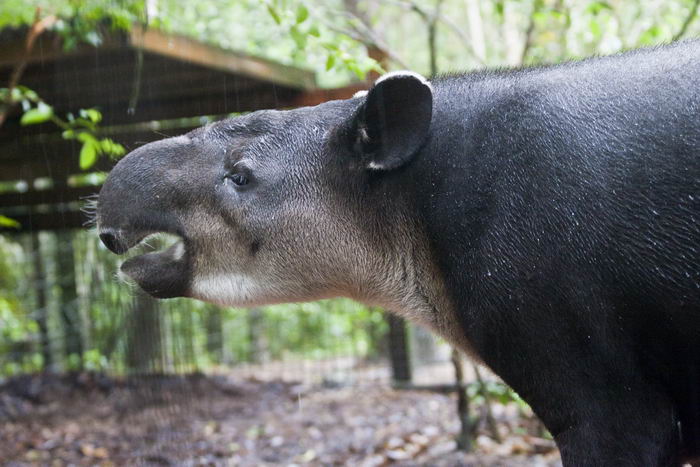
{"left": 97, "top": 72, "right": 433, "bottom": 309}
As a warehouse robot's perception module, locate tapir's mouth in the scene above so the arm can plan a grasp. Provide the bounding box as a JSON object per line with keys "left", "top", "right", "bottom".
{"left": 98, "top": 227, "right": 191, "bottom": 299}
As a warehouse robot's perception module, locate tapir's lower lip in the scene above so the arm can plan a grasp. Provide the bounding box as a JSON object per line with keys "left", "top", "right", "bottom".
{"left": 120, "top": 238, "right": 191, "bottom": 299}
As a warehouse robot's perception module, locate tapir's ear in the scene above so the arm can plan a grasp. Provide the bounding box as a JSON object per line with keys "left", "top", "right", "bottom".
{"left": 351, "top": 71, "right": 433, "bottom": 171}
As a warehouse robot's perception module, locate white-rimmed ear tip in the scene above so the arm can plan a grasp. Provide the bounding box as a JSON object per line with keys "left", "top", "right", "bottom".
{"left": 367, "top": 161, "right": 386, "bottom": 170}
{"left": 375, "top": 70, "right": 432, "bottom": 90}
{"left": 353, "top": 90, "right": 369, "bottom": 98}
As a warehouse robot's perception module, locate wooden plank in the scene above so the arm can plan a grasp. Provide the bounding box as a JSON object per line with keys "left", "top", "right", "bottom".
{"left": 0, "top": 122, "right": 203, "bottom": 182}
{"left": 289, "top": 83, "right": 369, "bottom": 107}
{"left": 0, "top": 154, "right": 114, "bottom": 184}
{"left": 24, "top": 65, "right": 261, "bottom": 105}
{"left": 0, "top": 209, "right": 86, "bottom": 233}
{"left": 9, "top": 50, "right": 266, "bottom": 109}
{"left": 0, "top": 129, "right": 164, "bottom": 182}
{"left": 1, "top": 123, "right": 192, "bottom": 156}
{"left": 0, "top": 27, "right": 317, "bottom": 93}
{"left": 0, "top": 186, "right": 100, "bottom": 209}
{"left": 128, "top": 26, "right": 316, "bottom": 90}
{"left": 0, "top": 33, "right": 102, "bottom": 67}
{"left": 0, "top": 82, "right": 301, "bottom": 134}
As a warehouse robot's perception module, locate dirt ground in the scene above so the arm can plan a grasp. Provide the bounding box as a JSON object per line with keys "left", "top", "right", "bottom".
{"left": 0, "top": 373, "right": 561, "bottom": 466}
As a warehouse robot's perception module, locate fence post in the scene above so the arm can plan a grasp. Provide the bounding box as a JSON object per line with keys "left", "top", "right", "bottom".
{"left": 125, "top": 288, "right": 162, "bottom": 374}
{"left": 386, "top": 313, "right": 412, "bottom": 385}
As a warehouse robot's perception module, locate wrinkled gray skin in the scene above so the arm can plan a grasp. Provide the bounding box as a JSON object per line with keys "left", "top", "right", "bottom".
{"left": 97, "top": 72, "right": 461, "bottom": 345}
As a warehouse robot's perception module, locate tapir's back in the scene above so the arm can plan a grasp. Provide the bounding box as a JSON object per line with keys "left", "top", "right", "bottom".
{"left": 417, "top": 40, "right": 700, "bottom": 317}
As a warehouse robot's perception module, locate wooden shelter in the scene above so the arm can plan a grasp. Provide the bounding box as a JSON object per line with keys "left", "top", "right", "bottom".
{"left": 0, "top": 25, "right": 366, "bottom": 232}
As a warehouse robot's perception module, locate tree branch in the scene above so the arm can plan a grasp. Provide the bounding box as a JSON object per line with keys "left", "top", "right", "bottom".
{"left": 319, "top": 9, "right": 411, "bottom": 69}
{"left": 383, "top": 0, "right": 485, "bottom": 65}
{"left": 673, "top": 0, "right": 700, "bottom": 42}
{"left": 0, "top": 9, "right": 57, "bottom": 129}
{"left": 427, "top": 1, "right": 441, "bottom": 75}
{"left": 520, "top": 1, "right": 541, "bottom": 65}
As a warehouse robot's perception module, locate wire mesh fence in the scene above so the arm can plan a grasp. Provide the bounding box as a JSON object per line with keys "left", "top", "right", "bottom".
{"left": 1, "top": 229, "right": 561, "bottom": 466}
{"left": 0, "top": 230, "right": 455, "bottom": 389}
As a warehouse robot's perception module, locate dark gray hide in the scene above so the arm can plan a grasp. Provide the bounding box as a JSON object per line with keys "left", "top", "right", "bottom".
{"left": 98, "top": 42, "right": 700, "bottom": 466}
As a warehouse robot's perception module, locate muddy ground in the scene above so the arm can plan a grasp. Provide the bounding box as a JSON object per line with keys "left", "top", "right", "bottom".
{"left": 1, "top": 373, "right": 561, "bottom": 466}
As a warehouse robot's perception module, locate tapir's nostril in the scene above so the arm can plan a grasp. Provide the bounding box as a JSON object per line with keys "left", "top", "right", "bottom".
{"left": 99, "top": 229, "right": 126, "bottom": 255}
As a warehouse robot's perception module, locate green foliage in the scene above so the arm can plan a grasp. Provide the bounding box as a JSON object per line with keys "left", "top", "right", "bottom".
{"left": 1, "top": 86, "right": 126, "bottom": 170}
{"left": 20, "top": 101, "right": 53, "bottom": 125}
{"left": 261, "top": 0, "right": 383, "bottom": 79}
{"left": 0, "top": 0, "right": 145, "bottom": 42}
{"left": 154, "top": 0, "right": 383, "bottom": 86}
{"left": 3, "top": 0, "right": 699, "bottom": 87}
{"left": 0, "top": 237, "right": 41, "bottom": 375}
{"left": 1, "top": 0, "right": 699, "bottom": 384}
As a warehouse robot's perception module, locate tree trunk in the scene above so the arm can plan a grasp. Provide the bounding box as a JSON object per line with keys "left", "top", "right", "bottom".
{"left": 55, "top": 231, "right": 83, "bottom": 370}
{"left": 452, "top": 348, "right": 473, "bottom": 451}
{"left": 364, "top": 307, "right": 387, "bottom": 361}
{"left": 29, "top": 233, "right": 52, "bottom": 370}
{"left": 387, "top": 313, "right": 412, "bottom": 384}
{"left": 125, "top": 288, "right": 162, "bottom": 374}
{"left": 465, "top": 0, "right": 486, "bottom": 62}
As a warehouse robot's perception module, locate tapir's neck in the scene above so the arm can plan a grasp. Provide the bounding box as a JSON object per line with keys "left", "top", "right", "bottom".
{"left": 347, "top": 195, "right": 476, "bottom": 357}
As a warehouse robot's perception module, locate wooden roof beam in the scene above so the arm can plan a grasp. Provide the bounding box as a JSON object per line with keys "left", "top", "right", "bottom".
{"left": 128, "top": 26, "right": 316, "bottom": 91}
{"left": 0, "top": 26, "right": 317, "bottom": 91}
{"left": 0, "top": 186, "right": 100, "bottom": 209}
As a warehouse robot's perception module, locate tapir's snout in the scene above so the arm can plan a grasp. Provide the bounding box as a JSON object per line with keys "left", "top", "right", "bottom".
{"left": 97, "top": 135, "right": 193, "bottom": 247}
{"left": 97, "top": 135, "right": 195, "bottom": 298}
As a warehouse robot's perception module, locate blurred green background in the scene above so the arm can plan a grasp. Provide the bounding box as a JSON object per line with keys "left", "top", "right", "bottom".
{"left": 0, "top": 0, "right": 698, "bottom": 378}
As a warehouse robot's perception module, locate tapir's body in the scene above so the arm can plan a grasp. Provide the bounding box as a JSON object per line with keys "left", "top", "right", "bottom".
{"left": 413, "top": 43, "right": 700, "bottom": 465}
{"left": 98, "top": 41, "right": 700, "bottom": 465}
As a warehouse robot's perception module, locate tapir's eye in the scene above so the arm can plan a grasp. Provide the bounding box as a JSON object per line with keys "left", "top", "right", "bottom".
{"left": 227, "top": 173, "right": 249, "bottom": 186}
{"left": 224, "top": 167, "right": 252, "bottom": 188}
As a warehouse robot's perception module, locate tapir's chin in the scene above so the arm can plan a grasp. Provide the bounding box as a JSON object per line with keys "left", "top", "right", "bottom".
{"left": 120, "top": 241, "right": 191, "bottom": 299}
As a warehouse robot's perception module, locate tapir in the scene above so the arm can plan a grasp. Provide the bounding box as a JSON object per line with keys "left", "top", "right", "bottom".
{"left": 97, "top": 40, "right": 700, "bottom": 465}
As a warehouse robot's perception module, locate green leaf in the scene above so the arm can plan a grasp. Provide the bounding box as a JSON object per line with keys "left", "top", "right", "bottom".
{"left": 639, "top": 25, "right": 662, "bottom": 45}
{"left": 77, "top": 132, "right": 97, "bottom": 144}
{"left": 308, "top": 24, "right": 320, "bottom": 37}
{"left": 325, "top": 54, "right": 336, "bottom": 71}
{"left": 290, "top": 26, "right": 307, "bottom": 49}
{"left": 346, "top": 61, "right": 365, "bottom": 80}
{"left": 10, "top": 88, "right": 23, "bottom": 102}
{"left": 0, "top": 215, "right": 20, "bottom": 229}
{"left": 495, "top": 1, "right": 504, "bottom": 17}
{"left": 99, "top": 138, "right": 126, "bottom": 158}
{"left": 80, "top": 108, "right": 102, "bottom": 123}
{"left": 20, "top": 102, "right": 53, "bottom": 125}
{"left": 296, "top": 4, "right": 309, "bottom": 24}
{"left": 16, "top": 86, "right": 38, "bottom": 101}
{"left": 79, "top": 140, "right": 98, "bottom": 170}
{"left": 586, "top": 1, "right": 613, "bottom": 14}
{"left": 266, "top": 4, "right": 281, "bottom": 24}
